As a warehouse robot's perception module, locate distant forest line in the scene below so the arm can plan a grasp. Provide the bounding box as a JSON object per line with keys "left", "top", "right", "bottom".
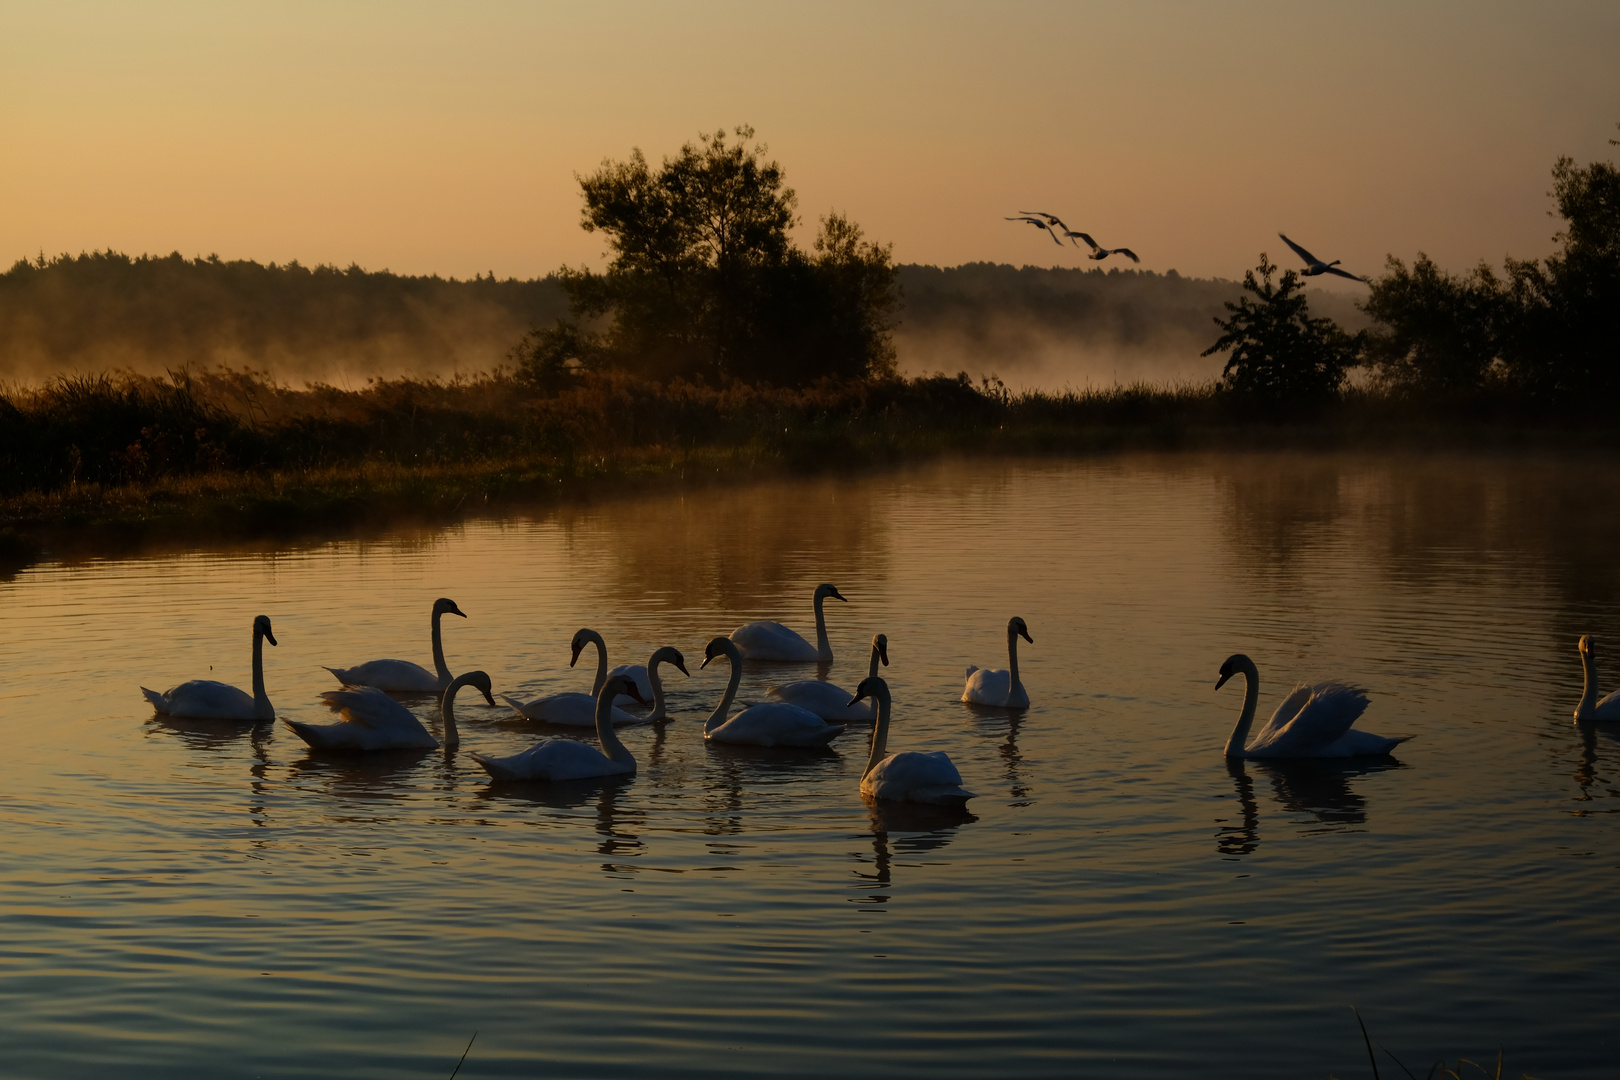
{"left": 0, "top": 251, "right": 1364, "bottom": 387}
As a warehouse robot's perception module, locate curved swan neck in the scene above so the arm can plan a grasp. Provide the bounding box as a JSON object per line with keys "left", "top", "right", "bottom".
{"left": 862, "top": 685, "right": 892, "bottom": 779}
{"left": 441, "top": 675, "right": 475, "bottom": 748}
{"left": 1578, "top": 647, "right": 1599, "bottom": 718}
{"left": 704, "top": 648, "right": 742, "bottom": 733}
{"left": 595, "top": 685, "right": 632, "bottom": 764}
{"left": 1223, "top": 657, "right": 1261, "bottom": 758}
{"left": 251, "top": 626, "right": 271, "bottom": 717}
{"left": 586, "top": 634, "right": 608, "bottom": 696}
{"left": 648, "top": 657, "right": 667, "bottom": 720}
{"left": 868, "top": 642, "right": 881, "bottom": 680}
{"left": 813, "top": 591, "right": 832, "bottom": 661}
{"left": 430, "top": 607, "right": 451, "bottom": 683}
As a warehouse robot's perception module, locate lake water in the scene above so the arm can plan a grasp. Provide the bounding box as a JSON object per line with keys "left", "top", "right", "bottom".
{"left": 3, "top": 453, "right": 1618, "bottom": 1078}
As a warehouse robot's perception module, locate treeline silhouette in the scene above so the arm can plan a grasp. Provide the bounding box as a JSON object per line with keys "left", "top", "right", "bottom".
{"left": 0, "top": 251, "right": 569, "bottom": 382}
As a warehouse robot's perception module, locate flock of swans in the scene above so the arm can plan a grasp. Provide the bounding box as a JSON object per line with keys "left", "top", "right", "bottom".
{"left": 141, "top": 585, "right": 1620, "bottom": 806}
{"left": 1004, "top": 210, "right": 1373, "bottom": 283}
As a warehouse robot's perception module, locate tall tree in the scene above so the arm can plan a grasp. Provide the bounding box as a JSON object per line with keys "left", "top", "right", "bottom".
{"left": 1202, "top": 254, "right": 1358, "bottom": 406}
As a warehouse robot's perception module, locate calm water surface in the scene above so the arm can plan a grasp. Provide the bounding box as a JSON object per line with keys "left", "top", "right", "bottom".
{"left": 3, "top": 453, "right": 1619, "bottom": 1078}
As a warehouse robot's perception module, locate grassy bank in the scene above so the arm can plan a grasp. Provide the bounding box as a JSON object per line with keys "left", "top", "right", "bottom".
{"left": 4, "top": 367, "right": 1618, "bottom": 566}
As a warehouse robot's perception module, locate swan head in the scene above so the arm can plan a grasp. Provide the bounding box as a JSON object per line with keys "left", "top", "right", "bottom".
{"left": 1215, "top": 654, "right": 1251, "bottom": 691}
{"left": 602, "top": 673, "right": 648, "bottom": 705}
{"left": 700, "top": 635, "right": 738, "bottom": 670}
{"left": 873, "top": 633, "right": 889, "bottom": 666}
{"left": 1579, "top": 633, "right": 1594, "bottom": 657}
{"left": 454, "top": 669, "right": 497, "bottom": 707}
{"left": 1008, "top": 616, "right": 1032, "bottom": 644}
{"left": 848, "top": 675, "right": 890, "bottom": 707}
{"left": 815, "top": 583, "right": 847, "bottom": 603}
{"left": 650, "top": 646, "right": 690, "bottom": 677}
{"left": 254, "top": 615, "right": 277, "bottom": 647}
{"left": 569, "top": 627, "right": 602, "bottom": 667}
{"left": 433, "top": 598, "right": 467, "bottom": 619}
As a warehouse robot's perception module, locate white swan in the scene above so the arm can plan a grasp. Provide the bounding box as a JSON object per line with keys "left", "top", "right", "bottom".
{"left": 852, "top": 676, "right": 976, "bottom": 805}
{"left": 473, "top": 674, "right": 645, "bottom": 781}
{"left": 700, "top": 636, "right": 845, "bottom": 747}
{"left": 499, "top": 628, "right": 644, "bottom": 727}
{"left": 767, "top": 633, "right": 889, "bottom": 720}
{"left": 285, "top": 670, "right": 495, "bottom": 751}
{"left": 605, "top": 647, "right": 690, "bottom": 721}
{"left": 1216, "top": 653, "right": 1410, "bottom": 758}
{"left": 142, "top": 615, "right": 278, "bottom": 721}
{"left": 323, "top": 597, "right": 466, "bottom": 692}
{"left": 962, "top": 617, "right": 1033, "bottom": 707}
{"left": 1574, "top": 634, "right": 1620, "bottom": 720}
{"left": 730, "top": 583, "right": 847, "bottom": 662}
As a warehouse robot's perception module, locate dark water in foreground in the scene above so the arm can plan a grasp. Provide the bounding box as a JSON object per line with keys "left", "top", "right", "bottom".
{"left": 2, "top": 453, "right": 1618, "bottom": 1078}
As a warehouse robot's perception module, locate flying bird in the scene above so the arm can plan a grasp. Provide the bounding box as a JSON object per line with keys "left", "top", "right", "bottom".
{"left": 1005, "top": 215, "right": 1063, "bottom": 246}
{"left": 1070, "top": 232, "right": 1140, "bottom": 263}
{"left": 1278, "top": 233, "right": 1368, "bottom": 283}
{"left": 1019, "top": 210, "right": 1073, "bottom": 233}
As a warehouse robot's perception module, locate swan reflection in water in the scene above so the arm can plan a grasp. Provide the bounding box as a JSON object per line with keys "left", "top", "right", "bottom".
{"left": 1216, "top": 757, "right": 1404, "bottom": 855}
{"left": 961, "top": 702, "right": 1029, "bottom": 802}
{"left": 479, "top": 774, "right": 645, "bottom": 869}
{"left": 147, "top": 714, "right": 277, "bottom": 832}
{"left": 1572, "top": 720, "right": 1620, "bottom": 807}
{"left": 852, "top": 800, "right": 977, "bottom": 902}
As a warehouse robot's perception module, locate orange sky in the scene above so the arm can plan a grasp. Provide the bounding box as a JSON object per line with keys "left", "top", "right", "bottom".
{"left": 3, "top": 2, "right": 1618, "bottom": 290}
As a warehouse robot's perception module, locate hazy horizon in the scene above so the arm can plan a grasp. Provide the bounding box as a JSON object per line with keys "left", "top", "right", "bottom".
{"left": 4, "top": 2, "right": 1618, "bottom": 292}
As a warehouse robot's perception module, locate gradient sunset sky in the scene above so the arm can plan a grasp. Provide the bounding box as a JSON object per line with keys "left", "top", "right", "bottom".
{"left": 3, "top": 1, "right": 1617, "bottom": 287}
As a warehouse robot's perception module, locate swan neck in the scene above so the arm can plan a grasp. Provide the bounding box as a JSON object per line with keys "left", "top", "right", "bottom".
{"left": 1223, "top": 660, "right": 1260, "bottom": 758}
{"left": 813, "top": 592, "right": 832, "bottom": 661}
{"left": 1007, "top": 627, "right": 1022, "bottom": 693}
{"left": 590, "top": 637, "right": 608, "bottom": 696}
{"left": 862, "top": 688, "right": 891, "bottom": 779}
{"left": 595, "top": 686, "right": 631, "bottom": 764}
{"left": 648, "top": 659, "right": 667, "bottom": 720}
{"left": 1579, "top": 648, "right": 1599, "bottom": 718}
{"left": 705, "top": 653, "right": 741, "bottom": 733}
{"left": 251, "top": 626, "right": 271, "bottom": 717}
{"left": 441, "top": 677, "right": 468, "bottom": 748}
{"left": 430, "top": 608, "right": 450, "bottom": 683}
{"left": 868, "top": 643, "right": 880, "bottom": 680}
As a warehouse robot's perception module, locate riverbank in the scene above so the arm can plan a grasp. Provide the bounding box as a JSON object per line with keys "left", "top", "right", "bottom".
{"left": 4, "top": 367, "right": 1618, "bottom": 570}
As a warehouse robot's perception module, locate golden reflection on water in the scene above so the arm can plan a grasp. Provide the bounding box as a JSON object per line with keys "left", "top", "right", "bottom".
{"left": 3, "top": 453, "right": 1620, "bottom": 1079}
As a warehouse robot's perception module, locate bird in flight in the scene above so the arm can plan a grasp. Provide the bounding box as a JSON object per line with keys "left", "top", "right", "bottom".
{"left": 1278, "top": 233, "right": 1368, "bottom": 283}
{"left": 1006, "top": 214, "right": 1063, "bottom": 246}
{"left": 1019, "top": 210, "right": 1073, "bottom": 232}
{"left": 1070, "top": 232, "right": 1140, "bottom": 263}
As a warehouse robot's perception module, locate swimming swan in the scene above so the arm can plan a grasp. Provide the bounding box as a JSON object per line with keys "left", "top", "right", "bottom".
{"left": 286, "top": 670, "right": 495, "bottom": 751}
{"left": 605, "top": 647, "right": 690, "bottom": 721}
{"left": 141, "top": 615, "right": 278, "bottom": 721}
{"left": 473, "top": 674, "right": 646, "bottom": 781}
{"left": 323, "top": 597, "right": 466, "bottom": 692}
{"left": 767, "top": 634, "right": 889, "bottom": 720}
{"left": 851, "top": 676, "right": 976, "bottom": 805}
{"left": 1574, "top": 634, "right": 1620, "bottom": 720}
{"left": 1216, "top": 653, "right": 1409, "bottom": 758}
{"left": 962, "top": 617, "right": 1033, "bottom": 707}
{"left": 701, "top": 636, "right": 845, "bottom": 747}
{"left": 730, "top": 583, "right": 846, "bottom": 662}
{"left": 499, "top": 628, "right": 644, "bottom": 727}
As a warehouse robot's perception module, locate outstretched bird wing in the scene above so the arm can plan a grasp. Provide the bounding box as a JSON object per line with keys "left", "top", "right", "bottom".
{"left": 1277, "top": 232, "right": 1320, "bottom": 266}
{"left": 1114, "top": 247, "right": 1140, "bottom": 263}
{"left": 1324, "top": 265, "right": 1368, "bottom": 283}
{"left": 1255, "top": 682, "right": 1370, "bottom": 755}
{"left": 1073, "top": 232, "right": 1101, "bottom": 252}
{"left": 1023, "top": 211, "right": 1070, "bottom": 231}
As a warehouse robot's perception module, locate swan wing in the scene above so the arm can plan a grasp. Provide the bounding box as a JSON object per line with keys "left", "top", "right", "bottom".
{"left": 1249, "top": 683, "right": 1314, "bottom": 746}
{"left": 500, "top": 691, "right": 645, "bottom": 727}
{"left": 863, "top": 751, "right": 975, "bottom": 803}
{"left": 1324, "top": 265, "right": 1367, "bottom": 283}
{"left": 962, "top": 667, "right": 1012, "bottom": 705}
{"left": 1074, "top": 232, "right": 1101, "bottom": 251}
{"left": 472, "top": 737, "right": 628, "bottom": 782}
{"left": 766, "top": 679, "right": 872, "bottom": 720}
{"left": 708, "top": 703, "right": 844, "bottom": 746}
{"left": 729, "top": 621, "right": 819, "bottom": 661}
{"left": 148, "top": 679, "right": 257, "bottom": 720}
{"left": 1278, "top": 232, "right": 1318, "bottom": 266}
{"left": 1254, "top": 682, "right": 1370, "bottom": 756}
{"left": 1590, "top": 689, "right": 1620, "bottom": 720}
{"left": 1115, "top": 247, "right": 1140, "bottom": 263}
{"left": 318, "top": 687, "right": 419, "bottom": 731}
{"left": 606, "top": 663, "right": 653, "bottom": 704}
{"left": 324, "top": 659, "right": 439, "bottom": 692}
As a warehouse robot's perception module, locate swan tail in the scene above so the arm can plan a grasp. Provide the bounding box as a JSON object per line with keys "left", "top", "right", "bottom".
{"left": 471, "top": 751, "right": 521, "bottom": 781}
{"left": 282, "top": 718, "right": 320, "bottom": 746}
{"left": 498, "top": 693, "right": 535, "bottom": 718}
{"left": 140, "top": 687, "right": 169, "bottom": 712}
{"left": 322, "top": 666, "right": 350, "bottom": 684}
{"left": 964, "top": 665, "right": 979, "bottom": 678}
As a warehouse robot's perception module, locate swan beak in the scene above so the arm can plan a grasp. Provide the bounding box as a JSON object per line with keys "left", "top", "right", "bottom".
{"left": 878, "top": 642, "right": 889, "bottom": 666}
{"left": 700, "top": 655, "right": 714, "bottom": 670}
{"left": 845, "top": 693, "right": 864, "bottom": 707}
{"left": 570, "top": 646, "right": 584, "bottom": 668}
{"left": 480, "top": 689, "right": 497, "bottom": 706}
{"left": 451, "top": 606, "right": 467, "bottom": 618}
{"left": 831, "top": 590, "right": 848, "bottom": 602}
{"left": 1021, "top": 630, "right": 1033, "bottom": 644}
{"left": 674, "top": 659, "right": 691, "bottom": 677}
{"left": 265, "top": 631, "right": 278, "bottom": 647}
{"left": 1215, "top": 672, "right": 1231, "bottom": 690}
{"left": 627, "top": 684, "right": 649, "bottom": 705}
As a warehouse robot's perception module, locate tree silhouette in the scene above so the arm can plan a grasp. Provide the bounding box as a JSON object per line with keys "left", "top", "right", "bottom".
{"left": 1202, "top": 253, "right": 1358, "bottom": 406}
